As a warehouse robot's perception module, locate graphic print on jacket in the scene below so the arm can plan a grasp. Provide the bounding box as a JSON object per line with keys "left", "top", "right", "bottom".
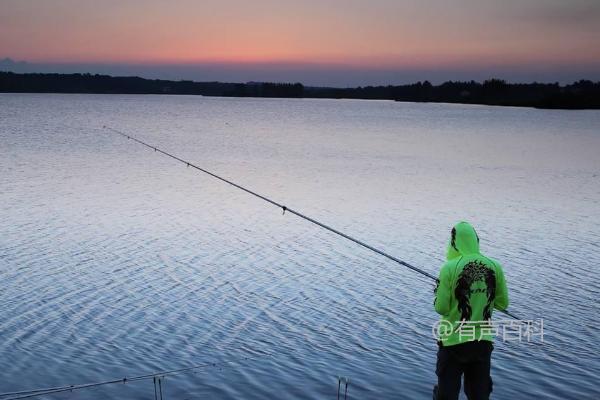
{"left": 454, "top": 260, "right": 496, "bottom": 320}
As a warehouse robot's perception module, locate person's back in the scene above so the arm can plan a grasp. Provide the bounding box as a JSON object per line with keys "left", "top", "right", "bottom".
{"left": 433, "top": 221, "right": 509, "bottom": 400}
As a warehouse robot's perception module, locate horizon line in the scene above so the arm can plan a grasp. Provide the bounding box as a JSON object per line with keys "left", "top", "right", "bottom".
{"left": 3, "top": 70, "right": 599, "bottom": 89}
{"left": 3, "top": 57, "right": 600, "bottom": 87}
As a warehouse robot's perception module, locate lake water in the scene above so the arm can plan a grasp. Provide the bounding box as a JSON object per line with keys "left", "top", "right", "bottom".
{"left": 1, "top": 94, "right": 599, "bottom": 399}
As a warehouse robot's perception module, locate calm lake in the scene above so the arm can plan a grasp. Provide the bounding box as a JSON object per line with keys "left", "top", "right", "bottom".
{"left": 1, "top": 94, "right": 599, "bottom": 399}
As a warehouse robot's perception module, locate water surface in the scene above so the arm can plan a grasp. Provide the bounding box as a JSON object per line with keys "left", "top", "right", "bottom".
{"left": 1, "top": 94, "right": 599, "bottom": 399}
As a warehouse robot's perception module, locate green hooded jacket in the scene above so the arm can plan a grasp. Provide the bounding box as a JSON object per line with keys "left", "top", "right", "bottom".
{"left": 434, "top": 221, "right": 509, "bottom": 346}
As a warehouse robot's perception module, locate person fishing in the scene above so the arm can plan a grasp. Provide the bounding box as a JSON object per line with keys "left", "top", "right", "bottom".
{"left": 433, "top": 221, "right": 509, "bottom": 400}
{"left": 106, "top": 128, "right": 520, "bottom": 398}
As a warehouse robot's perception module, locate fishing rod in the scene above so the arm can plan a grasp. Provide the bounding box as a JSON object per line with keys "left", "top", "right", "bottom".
{"left": 0, "top": 352, "right": 270, "bottom": 400}
{"left": 103, "top": 126, "right": 520, "bottom": 320}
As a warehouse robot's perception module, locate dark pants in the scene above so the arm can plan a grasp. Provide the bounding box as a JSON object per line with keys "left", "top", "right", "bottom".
{"left": 433, "top": 340, "right": 493, "bottom": 400}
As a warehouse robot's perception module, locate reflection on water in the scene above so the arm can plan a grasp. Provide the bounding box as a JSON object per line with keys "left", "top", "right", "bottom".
{"left": 1, "top": 94, "right": 599, "bottom": 399}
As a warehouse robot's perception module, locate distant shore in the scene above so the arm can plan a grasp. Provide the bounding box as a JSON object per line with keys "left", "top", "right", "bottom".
{"left": 1, "top": 71, "right": 599, "bottom": 109}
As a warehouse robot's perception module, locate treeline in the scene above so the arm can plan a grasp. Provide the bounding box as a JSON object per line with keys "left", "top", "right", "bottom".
{"left": 308, "top": 79, "right": 600, "bottom": 109}
{"left": 1, "top": 72, "right": 599, "bottom": 109}
{"left": 0, "top": 72, "right": 238, "bottom": 96}
{"left": 0, "top": 72, "right": 304, "bottom": 98}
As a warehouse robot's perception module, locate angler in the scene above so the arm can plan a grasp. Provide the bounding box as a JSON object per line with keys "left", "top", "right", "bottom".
{"left": 433, "top": 222, "right": 509, "bottom": 400}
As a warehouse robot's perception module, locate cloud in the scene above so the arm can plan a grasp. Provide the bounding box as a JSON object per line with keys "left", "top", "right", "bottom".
{"left": 0, "top": 58, "right": 28, "bottom": 71}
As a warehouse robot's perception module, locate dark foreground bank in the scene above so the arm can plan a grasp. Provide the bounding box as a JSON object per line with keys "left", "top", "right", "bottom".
{"left": 1, "top": 71, "right": 599, "bottom": 109}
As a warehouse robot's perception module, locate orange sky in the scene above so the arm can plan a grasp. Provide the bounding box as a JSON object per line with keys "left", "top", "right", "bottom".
{"left": 1, "top": 0, "right": 599, "bottom": 84}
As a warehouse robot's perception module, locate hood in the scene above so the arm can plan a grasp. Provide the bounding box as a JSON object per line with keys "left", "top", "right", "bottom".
{"left": 449, "top": 221, "right": 480, "bottom": 256}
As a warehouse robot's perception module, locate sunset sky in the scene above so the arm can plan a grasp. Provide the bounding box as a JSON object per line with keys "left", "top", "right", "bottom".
{"left": 1, "top": 0, "right": 599, "bottom": 86}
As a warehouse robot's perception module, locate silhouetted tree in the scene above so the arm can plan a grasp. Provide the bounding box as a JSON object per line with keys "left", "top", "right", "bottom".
{"left": 0, "top": 72, "right": 598, "bottom": 109}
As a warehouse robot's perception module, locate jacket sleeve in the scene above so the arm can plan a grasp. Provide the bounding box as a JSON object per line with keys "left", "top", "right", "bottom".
{"left": 493, "top": 262, "right": 509, "bottom": 311}
{"left": 434, "top": 264, "right": 452, "bottom": 315}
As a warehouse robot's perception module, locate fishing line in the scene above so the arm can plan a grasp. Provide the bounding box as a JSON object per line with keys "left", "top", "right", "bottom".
{"left": 103, "top": 125, "right": 520, "bottom": 321}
